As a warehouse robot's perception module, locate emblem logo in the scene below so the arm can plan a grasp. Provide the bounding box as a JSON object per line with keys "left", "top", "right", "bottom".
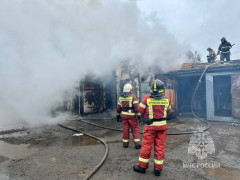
{"left": 188, "top": 132, "right": 215, "bottom": 160}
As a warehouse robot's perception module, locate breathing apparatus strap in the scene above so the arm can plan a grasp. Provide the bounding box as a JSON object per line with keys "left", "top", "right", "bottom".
{"left": 121, "top": 107, "right": 134, "bottom": 111}
{"left": 144, "top": 118, "right": 166, "bottom": 125}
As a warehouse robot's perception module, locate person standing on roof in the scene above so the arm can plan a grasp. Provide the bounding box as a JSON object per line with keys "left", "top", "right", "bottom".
{"left": 217, "top": 37, "right": 232, "bottom": 62}
{"left": 207, "top": 48, "right": 217, "bottom": 63}
{"left": 116, "top": 83, "right": 141, "bottom": 149}
{"left": 194, "top": 51, "right": 201, "bottom": 63}
{"left": 133, "top": 79, "right": 171, "bottom": 176}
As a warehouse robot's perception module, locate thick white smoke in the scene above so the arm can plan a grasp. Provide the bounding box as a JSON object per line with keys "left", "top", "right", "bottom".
{"left": 138, "top": 0, "right": 240, "bottom": 60}
{"left": 0, "top": 0, "right": 187, "bottom": 129}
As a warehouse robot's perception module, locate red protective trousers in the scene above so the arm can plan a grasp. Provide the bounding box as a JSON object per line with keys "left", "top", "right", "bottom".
{"left": 138, "top": 94, "right": 171, "bottom": 170}
{"left": 122, "top": 117, "right": 140, "bottom": 147}
{"left": 138, "top": 124, "right": 167, "bottom": 170}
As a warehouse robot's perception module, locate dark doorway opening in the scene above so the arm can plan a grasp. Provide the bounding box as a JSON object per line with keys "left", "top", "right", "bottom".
{"left": 73, "top": 94, "right": 79, "bottom": 113}
{"left": 213, "top": 75, "right": 232, "bottom": 117}
{"left": 177, "top": 76, "right": 206, "bottom": 117}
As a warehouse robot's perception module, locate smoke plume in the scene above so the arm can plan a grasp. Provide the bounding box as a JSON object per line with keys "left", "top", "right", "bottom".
{"left": 0, "top": 0, "right": 187, "bottom": 129}
{"left": 138, "top": 0, "right": 240, "bottom": 60}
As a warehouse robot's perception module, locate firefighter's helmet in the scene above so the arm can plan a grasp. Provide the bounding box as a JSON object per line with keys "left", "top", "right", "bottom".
{"left": 150, "top": 79, "right": 165, "bottom": 99}
{"left": 221, "top": 37, "right": 226, "bottom": 42}
{"left": 123, "top": 83, "right": 132, "bottom": 93}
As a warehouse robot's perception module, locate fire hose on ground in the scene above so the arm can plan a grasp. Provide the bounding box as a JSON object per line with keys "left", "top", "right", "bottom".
{"left": 77, "top": 118, "right": 201, "bottom": 135}
{"left": 77, "top": 65, "right": 212, "bottom": 135}
{"left": 58, "top": 124, "right": 109, "bottom": 180}
{"left": 57, "top": 64, "right": 214, "bottom": 179}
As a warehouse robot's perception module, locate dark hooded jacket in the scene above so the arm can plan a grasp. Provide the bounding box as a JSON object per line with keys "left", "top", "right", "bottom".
{"left": 218, "top": 41, "right": 232, "bottom": 53}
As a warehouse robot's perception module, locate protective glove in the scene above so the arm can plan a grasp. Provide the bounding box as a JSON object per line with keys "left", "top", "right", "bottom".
{"left": 136, "top": 115, "right": 142, "bottom": 123}
{"left": 116, "top": 115, "right": 121, "bottom": 122}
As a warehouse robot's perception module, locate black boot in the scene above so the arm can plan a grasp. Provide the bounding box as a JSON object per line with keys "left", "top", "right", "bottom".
{"left": 135, "top": 145, "right": 141, "bottom": 149}
{"left": 133, "top": 165, "right": 146, "bottom": 174}
{"left": 123, "top": 146, "right": 128, "bottom": 148}
{"left": 154, "top": 169, "right": 161, "bottom": 176}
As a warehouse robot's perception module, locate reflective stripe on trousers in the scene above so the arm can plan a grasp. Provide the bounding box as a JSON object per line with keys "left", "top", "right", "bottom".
{"left": 122, "top": 119, "right": 140, "bottom": 146}
{"left": 134, "top": 139, "right": 140, "bottom": 142}
{"left": 154, "top": 159, "right": 164, "bottom": 165}
{"left": 139, "top": 127, "right": 166, "bottom": 170}
{"left": 139, "top": 156, "right": 149, "bottom": 163}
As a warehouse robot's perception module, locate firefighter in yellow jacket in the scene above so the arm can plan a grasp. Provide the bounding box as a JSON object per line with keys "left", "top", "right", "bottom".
{"left": 116, "top": 83, "right": 141, "bottom": 149}
{"left": 207, "top": 48, "right": 216, "bottom": 63}
{"left": 133, "top": 79, "right": 171, "bottom": 176}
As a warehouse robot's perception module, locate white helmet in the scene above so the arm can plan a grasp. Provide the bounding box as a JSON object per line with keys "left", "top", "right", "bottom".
{"left": 123, "top": 83, "right": 132, "bottom": 93}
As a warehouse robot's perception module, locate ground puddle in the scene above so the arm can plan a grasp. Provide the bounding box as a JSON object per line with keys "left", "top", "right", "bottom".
{"left": 0, "top": 140, "right": 38, "bottom": 159}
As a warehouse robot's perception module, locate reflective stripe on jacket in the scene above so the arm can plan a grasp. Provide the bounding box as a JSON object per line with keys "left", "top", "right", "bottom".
{"left": 218, "top": 41, "right": 232, "bottom": 53}
{"left": 138, "top": 94, "right": 171, "bottom": 120}
{"left": 116, "top": 93, "right": 141, "bottom": 119}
